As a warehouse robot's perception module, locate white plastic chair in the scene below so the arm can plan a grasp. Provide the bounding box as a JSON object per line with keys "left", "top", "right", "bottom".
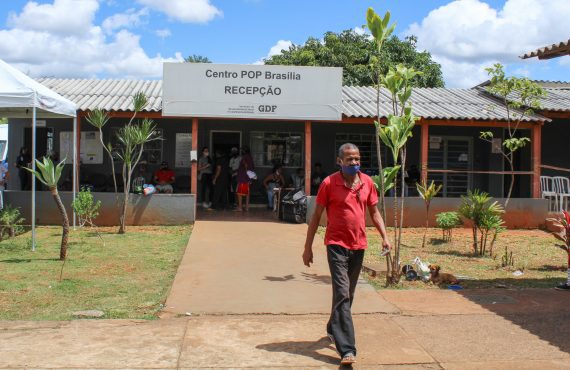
{"left": 540, "top": 176, "right": 557, "bottom": 212}
{"left": 553, "top": 176, "right": 570, "bottom": 212}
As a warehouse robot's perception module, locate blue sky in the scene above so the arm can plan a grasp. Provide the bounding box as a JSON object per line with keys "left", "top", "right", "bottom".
{"left": 0, "top": 0, "right": 567, "bottom": 87}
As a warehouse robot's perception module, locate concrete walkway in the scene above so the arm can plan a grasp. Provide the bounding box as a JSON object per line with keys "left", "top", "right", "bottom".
{"left": 162, "top": 220, "right": 397, "bottom": 315}
{"left": 1, "top": 289, "right": 569, "bottom": 368}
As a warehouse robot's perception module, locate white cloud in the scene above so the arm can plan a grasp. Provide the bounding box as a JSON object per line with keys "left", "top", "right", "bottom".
{"left": 155, "top": 28, "right": 172, "bottom": 39}
{"left": 7, "top": 0, "right": 99, "bottom": 36}
{"left": 102, "top": 8, "right": 149, "bottom": 34}
{"left": 0, "top": 0, "right": 183, "bottom": 78}
{"left": 136, "top": 0, "right": 222, "bottom": 23}
{"left": 254, "top": 39, "right": 292, "bottom": 65}
{"left": 405, "top": 0, "right": 570, "bottom": 87}
{"left": 353, "top": 26, "right": 366, "bottom": 36}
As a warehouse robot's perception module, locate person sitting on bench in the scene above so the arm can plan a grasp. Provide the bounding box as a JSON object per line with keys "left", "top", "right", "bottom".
{"left": 153, "top": 161, "right": 175, "bottom": 194}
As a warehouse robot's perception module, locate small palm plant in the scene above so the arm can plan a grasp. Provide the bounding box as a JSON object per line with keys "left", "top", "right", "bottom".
{"left": 25, "top": 157, "right": 69, "bottom": 260}
{"left": 458, "top": 189, "right": 504, "bottom": 256}
{"left": 436, "top": 211, "right": 462, "bottom": 242}
{"left": 547, "top": 210, "right": 570, "bottom": 290}
{"left": 416, "top": 180, "right": 442, "bottom": 248}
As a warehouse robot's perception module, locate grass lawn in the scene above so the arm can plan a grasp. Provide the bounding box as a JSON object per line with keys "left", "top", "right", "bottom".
{"left": 320, "top": 227, "right": 567, "bottom": 289}
{"left": 0, "top": 225, "right": 191, "bottom": 320}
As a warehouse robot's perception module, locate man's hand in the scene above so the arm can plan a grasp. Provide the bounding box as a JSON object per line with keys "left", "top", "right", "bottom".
{"left": 380, "top": 239, "right": 392, "bottom": 256}
{"left": 302, "top": 247, "right": 313, "bottom": 267}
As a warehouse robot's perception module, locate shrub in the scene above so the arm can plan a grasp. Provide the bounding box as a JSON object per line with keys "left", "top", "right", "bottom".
{"left": 458, "top": 190, "right": 504, "bottom": 256}
{"left": 436, "top": 211, "right": 462, "bottom": 242}
{"left": 0, "top": 204, "right": 25, "bottom": 240}
{"left": 72, "top": 187, "right": 101, "bottom": 228}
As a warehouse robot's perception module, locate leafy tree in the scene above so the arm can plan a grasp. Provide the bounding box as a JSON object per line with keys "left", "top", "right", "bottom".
{"left": 25, "top": 157, "right": 69, "bottom": 260}
{"left": 0, "top": 204, "right": 25, "bottom": 240}
{"left": 265, "top": 29, "right": 443, "bottom": 88}
{"left": 86, "top": 93, "right": 160, "bottom": 234}
{"left": 185, "top": 55, "right": 212, "bottom": 63}
{"left": 479, "top": 64, "right": 545, "bottom": 208}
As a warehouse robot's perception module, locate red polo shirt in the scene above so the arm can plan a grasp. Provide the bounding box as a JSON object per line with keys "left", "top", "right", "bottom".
{"left": 316, "top": 171, "right": 378, "bottom": 250}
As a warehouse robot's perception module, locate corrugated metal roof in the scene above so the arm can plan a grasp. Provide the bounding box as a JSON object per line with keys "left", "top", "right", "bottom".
{"left": 36, "top": 78, "right": 162, "bottom": 112}
{"left": 520, "top": 39, "right": 570, "bottom": 60}
{"left": 538, "top": 87, "right": 570, "bottom": 112}
{"left": 37, "top": 77, "right": 549, "bottom": 121}
{"left": 342, "top": 86, "right": 547, "bottom": 121}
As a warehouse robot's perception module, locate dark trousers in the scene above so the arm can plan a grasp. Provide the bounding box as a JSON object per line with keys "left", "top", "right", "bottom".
{"left": 199, "top": 174, "right": 212, "bottom": 203}
{"left": 326, "top": 244, "right": 364, "bottom": 357}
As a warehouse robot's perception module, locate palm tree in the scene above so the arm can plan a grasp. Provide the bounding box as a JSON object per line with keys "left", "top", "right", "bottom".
{"left": 26, "top": 157, "right": 69, "bottom": 260}
{"left": 416, "top": 180, "right": 442, "bottom": 248}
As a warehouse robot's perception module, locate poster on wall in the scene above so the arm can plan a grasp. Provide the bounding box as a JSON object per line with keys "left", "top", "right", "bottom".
{"left": 175, "top": 133, "right": 192, "bottom": 168}
{"left": 59, "top": 131, "right": 103, "bottom": 164}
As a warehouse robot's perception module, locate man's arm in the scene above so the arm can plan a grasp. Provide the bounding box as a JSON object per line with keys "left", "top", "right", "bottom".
{"left": 303, "top": 204, "right": 325, "bottom": 267}
{"left": 368, "top": 205, "right": 391, "bottom": 251}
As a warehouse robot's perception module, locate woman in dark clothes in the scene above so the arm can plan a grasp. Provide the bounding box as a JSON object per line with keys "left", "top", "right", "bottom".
{"left": 211, "top": 149, "right": 230, "bottom": 210}
{"left": 15, "top": 147, "right": 31, "bottom": 190}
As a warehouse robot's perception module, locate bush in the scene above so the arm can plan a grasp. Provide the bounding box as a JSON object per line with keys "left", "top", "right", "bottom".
{"left": 436, "top": 211, "right": 462, "bottom": 241}
{"left": 0, "top": 205, "right": 25, "bottom": 240}
{"left": 72, "top": 187, "right": 101, "bottom": 228}
{"left": 458, "top": 190, "right": 504, "bottom": 256}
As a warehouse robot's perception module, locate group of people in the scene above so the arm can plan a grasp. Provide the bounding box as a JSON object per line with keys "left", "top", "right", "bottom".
{"left": 132, "top": 161, "right": 176, "bottom": 194}
{"left": 198, "top": 146, "right": 254, "bottom": 211}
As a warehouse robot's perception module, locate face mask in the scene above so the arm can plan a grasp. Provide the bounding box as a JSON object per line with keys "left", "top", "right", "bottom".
{"left": 341, "top": 165, "right": 360, "bottom": 176}
{"left": 204, "top": 152, "right": 209, "bottom": 157}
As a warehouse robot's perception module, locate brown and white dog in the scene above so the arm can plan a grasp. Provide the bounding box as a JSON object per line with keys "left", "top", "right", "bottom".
{"left": 428, "top": 264, "right": 459, "bottom": 285}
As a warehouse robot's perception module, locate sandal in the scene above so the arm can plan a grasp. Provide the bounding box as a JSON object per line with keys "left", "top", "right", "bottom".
{"left": 340, "top": 352, "right": 356, "bottom": 365}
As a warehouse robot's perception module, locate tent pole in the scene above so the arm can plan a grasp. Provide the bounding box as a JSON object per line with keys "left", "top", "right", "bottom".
{"left": 72, "top": 117, "right": 77, "bottom": 229}
{"left": 31, "top": 104, "right": 36, "bottom": 251}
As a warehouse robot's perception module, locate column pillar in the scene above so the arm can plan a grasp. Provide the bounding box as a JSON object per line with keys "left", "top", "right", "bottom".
{"left": 531, "top": 123, "right": 542, "bottom": 198}
{"left": 191, "top": 118, "right": 198, "bottom": 195}
{"left": 75, "top": 113, "right": 81, "bottom": 192}
{"left": 420, "top": 122, "right": 429, "bottom": 184}
{"left": 305, "top": 121, "right": 312, "bottom": 195}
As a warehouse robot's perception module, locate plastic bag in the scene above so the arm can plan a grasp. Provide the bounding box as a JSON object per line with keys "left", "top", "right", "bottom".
{"left": 413, "top": 257, "right": 431, "bottom": 281}
{"left": 143, "top": 184, "right": 156, "bottom": 196}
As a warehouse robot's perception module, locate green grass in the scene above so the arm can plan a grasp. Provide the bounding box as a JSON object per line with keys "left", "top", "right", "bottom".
{"left": 319, "top": 226, "right": 567, "bottom": 289}
{"left": 0, "top": 225, "right": 191, "bottom": 320}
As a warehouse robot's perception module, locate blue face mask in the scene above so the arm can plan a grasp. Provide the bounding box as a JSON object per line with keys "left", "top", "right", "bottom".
{"left": 341, "top": 165, "right": 360, "bottom": 176}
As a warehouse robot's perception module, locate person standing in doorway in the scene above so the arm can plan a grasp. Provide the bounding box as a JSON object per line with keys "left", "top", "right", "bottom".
{"left": 15, "top": 147, "right": 31, "bottom": 191}
{"left": 228, "top": 147, "right": 241, "bottom": 207}
{"left": 198, "top": 147, "right": 213, "bottom": 208}
{"left": 311, "top": 162, "right": 327, "bottom": 195}
{"left": 302, "top": 143, "right": 391, "bottom": 366}
{"left": 211, "top": 149, "right": 230, "bottom": 210}
{"left": 236, "top": 146, "right": 254, "bottom": 212}
{"left": 263, "top": 164, "right": 285, "bottom": 210}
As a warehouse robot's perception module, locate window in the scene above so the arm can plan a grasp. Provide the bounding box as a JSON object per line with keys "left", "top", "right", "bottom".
{"left": 335, "top": 133, "right": 387, "bottom": 174}
{"left": 250, "top": 131, "right": 303, "bottom": 167}
{"left": 110, "top": 127, "right": 163, "bottom": 165}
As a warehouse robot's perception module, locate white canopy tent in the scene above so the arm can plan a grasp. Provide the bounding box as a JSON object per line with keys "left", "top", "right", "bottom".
{"left": 0, "top": 59, "right": 77, "bottom": 250}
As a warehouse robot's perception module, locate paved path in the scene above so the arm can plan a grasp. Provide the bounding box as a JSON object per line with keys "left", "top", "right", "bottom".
{"left": 163, "top": 220, "right": 397, "bottom": 315}
{"left": 1, "top": 289, "right": 569, "bottom": 368}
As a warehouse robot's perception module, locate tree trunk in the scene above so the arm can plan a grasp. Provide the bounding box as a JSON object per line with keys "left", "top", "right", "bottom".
{"left": 51, "top": 187, "right": 69, "bottom": 260}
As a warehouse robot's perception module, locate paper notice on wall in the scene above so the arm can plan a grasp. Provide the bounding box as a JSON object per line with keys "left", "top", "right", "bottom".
{"left": 60, "top": 131, "right": 103, "bottom": 164}
{"left": 175, "top": 133, "right": 193, "bottom": 168}
{"left": 491, "top": 138, "right": 502, "bottom": 154}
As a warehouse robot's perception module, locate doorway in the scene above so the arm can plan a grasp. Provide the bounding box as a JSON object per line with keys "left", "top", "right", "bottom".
{"left": 210, "top": 131, "right": 241, "bottom": 156}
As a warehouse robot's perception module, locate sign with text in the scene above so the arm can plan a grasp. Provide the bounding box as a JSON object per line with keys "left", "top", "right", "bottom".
{"left": 162, "top": 63, "right": 342, "bottom": 121}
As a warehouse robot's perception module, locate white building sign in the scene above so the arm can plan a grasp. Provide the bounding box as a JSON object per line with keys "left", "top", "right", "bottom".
{"left": 162, "top": 63, "right": 342, "bottom": 121}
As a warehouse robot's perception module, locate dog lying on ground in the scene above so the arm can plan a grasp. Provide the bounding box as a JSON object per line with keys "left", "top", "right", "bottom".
{"left": 428, "top": 264, "right": 459, "bottom": 285}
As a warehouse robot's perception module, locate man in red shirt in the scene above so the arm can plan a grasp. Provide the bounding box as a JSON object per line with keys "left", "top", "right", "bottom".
{"left": 303, "top": 143, "right": 391, "bottom": 365}
{"left": 153, "top": 161, "right": 176, "bottom": 194}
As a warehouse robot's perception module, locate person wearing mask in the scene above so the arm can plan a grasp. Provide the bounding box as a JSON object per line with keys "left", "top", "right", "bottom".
{"left": 211, "top": 149, "right": 230, "bottom": 210}
{"left": 198, "top": 147, "right": 213, "bottom": 208}
{"left": 15, "top": 147, "right": 31, "bottom": 191}
{"left": 303, "top": 143, "right": 391, "bottom": 366}
{"left": 263, "top": 164, "right": 286, "bottom": 210}
{"left": 228, "top": 147, "right": 242, "bottom": 207}
{"left": 153, "top": 161, "right": 175, "bottom": 194}
{"left": 236, "top": 146, "right": 254, "bottom": 212}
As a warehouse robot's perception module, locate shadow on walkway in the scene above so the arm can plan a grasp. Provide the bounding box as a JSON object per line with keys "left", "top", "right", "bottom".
{"left": 256, "top": 336, "right": 339, "bottom": 365}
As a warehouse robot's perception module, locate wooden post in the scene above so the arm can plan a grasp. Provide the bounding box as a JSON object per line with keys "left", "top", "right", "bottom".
{"left": 305, "top": 121, "right": 312, "bottom": 195}
{"left": 75, "top": 113, "right": 81, "bottom": 192}
{"left": 191, "top": 118, "right": 198, "bottom": 195}
{"left": 531, "top": 123, "right": 542, "bottom": 199}
{"left": 421, "top": 122, "right": 429, "bottom": 184}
